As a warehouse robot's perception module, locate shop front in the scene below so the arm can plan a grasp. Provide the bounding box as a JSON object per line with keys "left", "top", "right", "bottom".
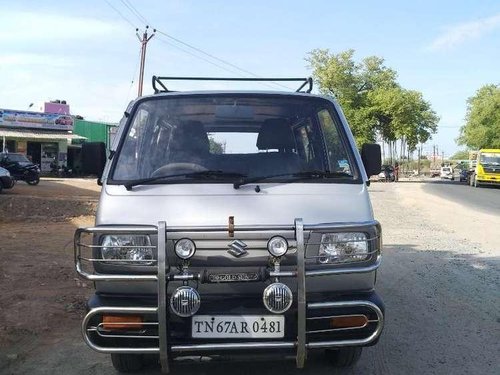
{"left": 0, "top": 108, "right": 86, "bottom": 173}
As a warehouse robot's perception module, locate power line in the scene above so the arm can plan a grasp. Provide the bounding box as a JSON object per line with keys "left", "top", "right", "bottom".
{"left": 104, "top": 0, "right": 293, "bottom": 90}
{"left": 155, "top": 37, "right": 245, "bottom": 77}
{"left": 119, "top": 0, "right": 148, "bottom": 25}
{"left": 103, "top": 0, "right": 136, "bottom": 29}
{"left": 155, "top": 30, "right": 291, "bottom": 90}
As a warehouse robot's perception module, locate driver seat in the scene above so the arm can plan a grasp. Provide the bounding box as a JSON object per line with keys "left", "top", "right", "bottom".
{"left": 168, "top": 120, "right": 211, "bottom": 166}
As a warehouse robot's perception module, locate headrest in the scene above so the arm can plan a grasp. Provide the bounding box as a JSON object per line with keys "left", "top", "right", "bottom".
{"left": 170, "top": 120, "right": 209, "bottom": 155}
{"left": 256, "top": 118, "right": 295, "bottom": 150}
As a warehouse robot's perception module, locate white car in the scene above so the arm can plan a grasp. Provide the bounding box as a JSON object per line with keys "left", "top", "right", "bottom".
{"left": 440, "top": 166, "right": 454, "bottom": 180}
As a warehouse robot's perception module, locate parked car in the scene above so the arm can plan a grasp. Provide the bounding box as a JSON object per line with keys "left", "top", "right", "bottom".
{"left": 74, "top": 76, "right": 384, "bottom": 373}
{"left": 440, "top": 166, "right": 454, "bottom": 180}
{"left": 0, "top": 166, "right": 15, "bottom": 193}
{"left": 0, "top": 152, "right": 40, "bottom": 185}
{"left": 377, "top": 165, "right": 395, "bottom": 182}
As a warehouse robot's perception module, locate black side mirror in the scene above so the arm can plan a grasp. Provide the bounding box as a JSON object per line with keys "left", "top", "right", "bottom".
{"left": 82, "top": 142, "right": 106, "bottom": 180}
{"left": 361, "top": 143, "right": 382, "bottom": 177}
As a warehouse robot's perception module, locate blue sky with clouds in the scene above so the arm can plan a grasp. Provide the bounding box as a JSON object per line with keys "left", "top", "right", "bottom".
{"left": 0, "top": 0, "right": 499, "bottom": 156}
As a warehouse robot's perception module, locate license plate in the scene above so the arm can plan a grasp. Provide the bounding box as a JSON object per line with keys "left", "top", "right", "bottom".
{"left": 192, "top": 315, "right": 285, "bottom": 338}
{"left": 207, "top": 272, "right": 260, "bottom": 283}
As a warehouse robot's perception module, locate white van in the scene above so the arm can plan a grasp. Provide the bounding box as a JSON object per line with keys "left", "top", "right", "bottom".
{"left": 75, "top": 77, "right": 384, "bottom": 373}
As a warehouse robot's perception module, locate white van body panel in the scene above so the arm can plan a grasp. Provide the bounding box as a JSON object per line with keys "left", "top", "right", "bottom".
{"left": 97, "top": 182, "right": 373, "bottom": 226}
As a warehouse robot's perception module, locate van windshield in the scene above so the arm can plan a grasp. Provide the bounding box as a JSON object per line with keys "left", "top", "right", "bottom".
{"left": 111, "top": 95, "right": 357, "bottom": 184}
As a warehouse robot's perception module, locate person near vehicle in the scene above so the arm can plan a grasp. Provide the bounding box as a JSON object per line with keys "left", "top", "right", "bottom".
{"left": 384, "top": 166, "right": 391, "bottom": 182}
{"left": 394, "top": 162, "right": 399, "bottom": 182}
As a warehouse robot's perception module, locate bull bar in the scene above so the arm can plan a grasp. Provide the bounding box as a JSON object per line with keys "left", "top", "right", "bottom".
{"left": 74, "top": 219, "right": 383, "bottom": 373}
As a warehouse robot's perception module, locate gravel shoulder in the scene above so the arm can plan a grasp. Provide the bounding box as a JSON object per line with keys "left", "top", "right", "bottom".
{"left": 0, "top": 180, "right": 498, "bottom": 374}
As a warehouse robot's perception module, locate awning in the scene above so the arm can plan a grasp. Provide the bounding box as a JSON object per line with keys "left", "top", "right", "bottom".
{"left": 0, "top": 128, "right": 87, "bottom": 141}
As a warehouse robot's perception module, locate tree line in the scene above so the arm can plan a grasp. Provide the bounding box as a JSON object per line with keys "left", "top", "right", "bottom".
{"left": 307, "top": 49, "right": 439, "bottom": 164}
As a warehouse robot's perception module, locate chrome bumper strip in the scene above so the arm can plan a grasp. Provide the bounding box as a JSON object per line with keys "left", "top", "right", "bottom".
{"left": 81, "top": 306, "right": 159, "bottom": 354}
{"left": 157, "top": 221, "right": 169, "bottom": 373}
{"left": 171, "top": 342, "right": 296, "bottom": 352}
{"left": 295, "top": 218, "right": 307, "bottom": 368}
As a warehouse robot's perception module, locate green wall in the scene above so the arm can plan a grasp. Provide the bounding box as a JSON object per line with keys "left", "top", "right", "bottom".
{"left": 73, "top": 119, "right": 115, "bottom": 144}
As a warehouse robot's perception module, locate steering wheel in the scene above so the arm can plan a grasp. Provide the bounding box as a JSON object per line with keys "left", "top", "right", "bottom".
{"left": 151, "top": 163, "right": 208, "bottom": 177}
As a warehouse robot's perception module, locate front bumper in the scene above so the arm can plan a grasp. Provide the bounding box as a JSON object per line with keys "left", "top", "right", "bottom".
{"left": 75, "top": 220, "right": 384, "bottom": 372}
{"left": 477, "top": 174, "right": 500, "bottom": 185}
{"left": 84, "top": 291, "right": 384, "bottom": 354}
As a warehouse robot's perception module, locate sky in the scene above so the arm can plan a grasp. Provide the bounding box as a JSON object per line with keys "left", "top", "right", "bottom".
{"left": 0, "top": 0, "right": 499, "bottom": 157}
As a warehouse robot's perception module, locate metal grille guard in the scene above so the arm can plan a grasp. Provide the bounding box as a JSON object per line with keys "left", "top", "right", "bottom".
{"left": 74, "top": 219, "right": 383, "bottom": 373}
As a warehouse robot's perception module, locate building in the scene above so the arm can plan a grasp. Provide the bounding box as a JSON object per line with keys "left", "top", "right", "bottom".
{"left": 1, "top": 101, "right": 117, "bottom": 174}
{"left": 0, "top": 103, "right": 86, "bottom": 172}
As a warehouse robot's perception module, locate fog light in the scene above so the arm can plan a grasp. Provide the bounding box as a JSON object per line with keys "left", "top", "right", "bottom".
{"left": 170, "top": 286, "right": 201, "bottom": 317}
{"left": 263, "top": 282, "right": 293, "bottom": 314}
{"left": 175, "top": 238, "right": 196, "bottom": 260}
{"left": 102, "top": 315, "right": 143, "bottom": 330}
{"left": 267, "top": 236, "right": 288, "bottom": 257}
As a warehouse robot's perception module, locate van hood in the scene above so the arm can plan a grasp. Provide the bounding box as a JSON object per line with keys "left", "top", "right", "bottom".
{"left": 97, "top": 182, "right": 374, "bottom": 226}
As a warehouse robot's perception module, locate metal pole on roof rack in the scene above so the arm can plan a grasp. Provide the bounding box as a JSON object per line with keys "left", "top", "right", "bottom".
{"left": 136, "top": 26, "right": 156, "bottom": 97}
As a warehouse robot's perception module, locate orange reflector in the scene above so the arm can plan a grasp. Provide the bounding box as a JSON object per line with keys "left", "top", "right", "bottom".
{"left": 330, "top": 315, "right": 368, "bottom": 329}
{"left": 102, "top": 315, "right": 143, "bottom": 330}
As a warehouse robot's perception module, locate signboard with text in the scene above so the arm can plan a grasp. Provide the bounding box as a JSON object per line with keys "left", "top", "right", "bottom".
{"left": 0, "top": 108, "right": 73, "bottom": 131}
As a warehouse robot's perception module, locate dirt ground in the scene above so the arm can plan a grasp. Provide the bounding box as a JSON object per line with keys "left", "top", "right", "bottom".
{"left": 0, "top": 178, "right": 99, "bottom": 221}
{"left": 0, "top": 179, "right": 498, "bottom": 374}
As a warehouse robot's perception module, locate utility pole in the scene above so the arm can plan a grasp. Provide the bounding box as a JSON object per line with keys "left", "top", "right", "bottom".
{"left": 136, "top": 26, "right": 156, "bottom": 97}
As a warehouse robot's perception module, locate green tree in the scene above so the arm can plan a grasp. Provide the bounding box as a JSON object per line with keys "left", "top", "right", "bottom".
{"left": 450, "top": 150, "right": 469, "bottom": 160}
{"left": 458, "top": 84, "right": 500, "bottom": 149}
{"left": 208, "top": 136, "right": 224, "bottom": 154}
{"left": 307, "top": 49, "right": 438, "bottom": 161}
{"left": 307, "top": 49, "right": 398, "bottom": 145}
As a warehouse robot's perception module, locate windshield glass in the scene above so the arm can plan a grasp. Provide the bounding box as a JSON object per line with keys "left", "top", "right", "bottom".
{"left": 112, "top": 95, "right": 356, "bottom": 183}
{"left": 480, "top": 153, "right": 500, "bottom": 165}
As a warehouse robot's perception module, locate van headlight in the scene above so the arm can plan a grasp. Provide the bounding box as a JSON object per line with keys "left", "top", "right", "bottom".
{"left": 318, "top": 232, "right": 369, "bottom": 264}
{"left": 101, "top": 235, "right": 154, "bottom": 265}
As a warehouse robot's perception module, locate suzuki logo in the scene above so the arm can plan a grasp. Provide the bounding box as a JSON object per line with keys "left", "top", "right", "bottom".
{"left": 227, "top": 240, "right": 248, "bottom": 257}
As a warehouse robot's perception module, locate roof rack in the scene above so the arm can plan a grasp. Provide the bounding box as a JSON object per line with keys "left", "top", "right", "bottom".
{"left": 151, "top": 76, "right": 313, "bottom": 94}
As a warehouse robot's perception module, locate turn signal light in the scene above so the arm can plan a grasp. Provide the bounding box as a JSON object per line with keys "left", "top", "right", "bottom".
{"left": 102, "top": 315, "right": 143, "bottom": 330}
{"left": 330, "top": 315, "right": 368, "bottom": 329}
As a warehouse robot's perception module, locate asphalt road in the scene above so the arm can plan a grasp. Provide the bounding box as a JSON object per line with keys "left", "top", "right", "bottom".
{"left": 1, "top": 181, "right": 499, "bottom": 374}
{"left": 422, "top": 179, "right": 500, "bottom": 215}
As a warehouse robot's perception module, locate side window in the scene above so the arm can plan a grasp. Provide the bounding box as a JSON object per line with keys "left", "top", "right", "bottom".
{"left": 317, "top": 109, "right": 352, "bottom": 174}
{"left": 147, "top": 116, "right": 174, "bottom": 174}
{"left": 114, "top": 108, "right": 150, "bottom": 179}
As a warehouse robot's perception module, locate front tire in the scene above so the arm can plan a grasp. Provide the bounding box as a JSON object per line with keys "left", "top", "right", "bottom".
{"left": 111, "top": 353, "right": 144, "bottom": 373}
{"left": 26, "top": 176, "right": 40, "bottom": 185}
{"left": 325, "top": 347, "right": 363, "bottom": 367}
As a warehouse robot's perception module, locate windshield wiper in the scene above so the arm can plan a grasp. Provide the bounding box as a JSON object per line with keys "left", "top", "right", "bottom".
{"left": 124, "top": 170, "right": 246, "bottom": 190}
{"left": 233, "top": 170, "right": 352, "bottom": 189}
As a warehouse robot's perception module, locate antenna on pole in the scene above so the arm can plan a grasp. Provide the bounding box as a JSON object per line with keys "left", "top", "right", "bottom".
{"left": 136, "top": 26, "right": 156, "bottom": 97}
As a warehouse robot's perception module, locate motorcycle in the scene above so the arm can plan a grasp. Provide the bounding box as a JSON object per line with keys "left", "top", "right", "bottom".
{"left": 16, "top": 165, "right": 40, "bottom": 185}
{"left": 0, "top": 153, "right": 41, "bottom": 185}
